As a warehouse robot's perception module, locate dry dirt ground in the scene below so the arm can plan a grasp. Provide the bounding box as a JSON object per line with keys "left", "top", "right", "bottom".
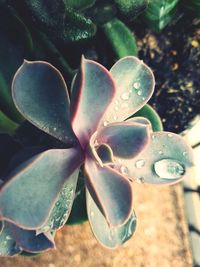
{"left": 0, "top": 183, "right": 193, "bottom": 267}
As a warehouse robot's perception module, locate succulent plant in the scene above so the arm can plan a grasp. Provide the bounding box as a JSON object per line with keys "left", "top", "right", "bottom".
{"left": 0, "top": 56, "right": 193, "bottom": 255}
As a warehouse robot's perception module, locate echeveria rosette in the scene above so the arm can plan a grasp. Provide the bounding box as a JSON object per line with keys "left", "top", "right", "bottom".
{"left": 0, "top": 56, "right": 193, "bottom": 255}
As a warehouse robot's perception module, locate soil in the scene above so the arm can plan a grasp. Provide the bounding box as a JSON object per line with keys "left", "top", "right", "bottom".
{"left": 0, "top": 183, "right": 193, "bottom": 267}
{"left": 135, "top": 16, "right": 200, "bottom": 134}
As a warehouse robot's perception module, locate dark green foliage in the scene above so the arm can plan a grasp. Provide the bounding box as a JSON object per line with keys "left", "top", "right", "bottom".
{"left": 0, "top": 9, "right": 32, "bottom": 123}
{"left": 67, "top": 172, "right": 88, "bottom": 225}
{"left": 65, "top": 0, "right": 96, "bottom": 10}
{"left": 16, "top": 0, "right": 96, "bottom": 43}
{"left": 102, "top": 18, "right": 138, "bottom": 58}
{"left": 134, "top": 104, "right": 163, "bottom": 132}
{"left": 114, "top": 0, "right": 148, "bottom": 19}
{"left": 144, "top": 0, "right": 179, "bottom": 31}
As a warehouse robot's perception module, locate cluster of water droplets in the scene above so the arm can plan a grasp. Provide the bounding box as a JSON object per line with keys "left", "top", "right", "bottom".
{"left": 39, "top": 184, "right": 74, "bottom": 233}
{"left": 103, "top": 80, "right": 145, "bottom": 127}
{"left": 107, "top": 212, "right": 137, "bottom": 243}
{"left": 0, "top": 230, "right": 21, "bottom": 256}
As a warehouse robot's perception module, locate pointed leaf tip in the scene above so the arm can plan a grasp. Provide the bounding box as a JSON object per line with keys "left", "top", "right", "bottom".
{"left": 12, "top": 60, "right": 78, "bottom": 145}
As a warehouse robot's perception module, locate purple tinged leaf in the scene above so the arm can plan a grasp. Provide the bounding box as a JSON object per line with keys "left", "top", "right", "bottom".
{"left": 71, "top": 57, "right": 116, "bottom": 148}
{"left": 100, "top": 56, "right": 155, "bottom": 126}
{"left": 8, "top": 222, "right": 55, "bottom": 253}
{"left": 38, "top": 169, "right": 80, "bottom": 233}
{"left": 12, "top": 60, "right": 78, "bottom": 145}
{"left": 87, "top": 189, "right": 137, "bottom": 248}
{"left": 96, "top": 121, "right": 150, "bottom": 159}
{"left": 119, "top": 132, "right": 194, "bottom": 184}
{"left": 84, "top": 156, "right": 133, "bottom": 227}
{"left": 0, "top": 148, "right": 84, "bottom": 229}
{"left": 96, "top": 144, "right": 114, "bottom": 164}
{"left": 126, "top": 116, "right": 152, "bottom": 127}
{"left": 0, "top": 221, "right": 22, "bottom": 256}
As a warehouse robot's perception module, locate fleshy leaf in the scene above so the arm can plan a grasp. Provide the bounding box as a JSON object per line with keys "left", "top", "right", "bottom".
{"left": 38, "top": 169, "right": 79, "bottom": 233}
{"left": 100, "top": 56, "right": 155, "bottom": 126}
{"left": 84, "top": 156, "right": 133, "bottom": 227}
{"left": 8, "top": 223, "right": 55, "bottom": 253}
{"left": 0, "top": 221, "right": 22, "bottom": 256}
{"left": 66, "top": 169, "right": 88, "bottom": 225}
{"left": 102, "top": 18, "right": 138, "bottom": 58}
{"left": 19, "top": 0, "right": 96, "bottom": 43}
{"left": 87, "top": 189, "right": 137, "bottom": 248}
{"left": 71, "top": 57, "right": 115, "bottom": 148}
{"left": 12, "top": 60, "right": 77, "bottom": 145}
{"left": 0, "top": 147, "right": 83, "bottom": 229}
{"left": 144, "top": 0, "right": 179, "bottom": 31}
{"left": 96, "top": 121, "right": 150, "bottom": 159}
{"left": 133, "top": 104, "right": 163, "bottom": 132}
{"left": 119, "top": 132, "right": 194, "bottom": 184}
{"left": 96, "top": 144, "right": 114, "bottom": 164}
{"left": 114, "top": 0, "right": 148, "bottom": 18}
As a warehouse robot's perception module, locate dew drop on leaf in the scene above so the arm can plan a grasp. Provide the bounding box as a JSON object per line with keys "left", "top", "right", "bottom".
{"left": 113, "top": 115, "right": 118, "bottom": 121}
{"left": 135, "top": 159, "right": 145, "bottom": 168}
{"left": 103, "top": 121, "right": 109, "bottom": 127}
{"left": 154, "top": 159, "right": 185, "bottom": 179}
{"left": 120, "top": 165, "right": 129, "bottom": 176}
{"left": 121, "top": 91, "right": 131, "bottom": 100}
{"left": 133, "top": 82, "right": 140, "bottom": 89}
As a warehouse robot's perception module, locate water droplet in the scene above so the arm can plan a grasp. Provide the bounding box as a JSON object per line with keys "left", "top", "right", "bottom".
{"left": 183, "top": 151, "right": 187, "bottom": 157}
{"left": 56, "top": 201, "right": 60, "bottom": 207}
{"left": 115, "top": 105, "right": 119, "bottom": 111}
{"left": 133, "top": 82, "right": 140, "bottom": 89}
{"left": 120, "top": 165, "right": 129, "bottom": 175}
{"left": 142, "top": 97, "right": 145, "bottom": 101}
{"left": 167, "top": 133, "right": 172, "bottom": 137}
{"left": 158, "top": 150, "right": 163, "bottom": 155}
{"left": 154, "top": 159, "right": 185, "bottom": 179}
{"left": 90, "top": 211, "right": 94, "bottom": 217}
{"left": 6, "top": 235, "right": 12, "bottom": 240}
{"left": 53, "top": 127, "right": 57, "bottom": 131}
{"left": 121, "top": 91, "right": 131, "bottom": 100}
{"left": 151, "top": 135, "right": 156, "bottom": 140}
{"left": 103, "top": 121, "right": 109, "bottom": 126}
{"left": 135, "top": 159, "right": 145, "bottom": 168}
{"left": 113, "top": 115, "right": 118, "bottom": 121}
{"left": 115, "top": 100, "right": 119, "bottom": 105}
{"left": 137, "top": 90, "right": 142, "bottom": 96}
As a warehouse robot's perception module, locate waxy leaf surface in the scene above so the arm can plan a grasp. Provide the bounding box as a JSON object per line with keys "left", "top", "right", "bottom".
{"left": 0, "top": 148, "right": 83, "bottom": 229}
{"left": 96, "top": 121, "right": 150, "bottom": 159}
{"left": 87, "top": 189, "right": 137, "bottom": 248}
{"left": 100, "top": 56, "right": 155, "bottom": 126}
{"left": 71, "top": 58, "right": 115, "bottom": 147}
{"left": 120, "top": 132, "right": 194, "bottom": 184}
{"left": 12, "top": 61, "right": 77, "bottom": 145}
{"left": 85, "top": 157, "right": 133, "bottom": 227}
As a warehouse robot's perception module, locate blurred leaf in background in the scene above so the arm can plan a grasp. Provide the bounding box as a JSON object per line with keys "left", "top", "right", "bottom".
{"left": 144, "top": 0, "right": 179, "bottom": 31}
